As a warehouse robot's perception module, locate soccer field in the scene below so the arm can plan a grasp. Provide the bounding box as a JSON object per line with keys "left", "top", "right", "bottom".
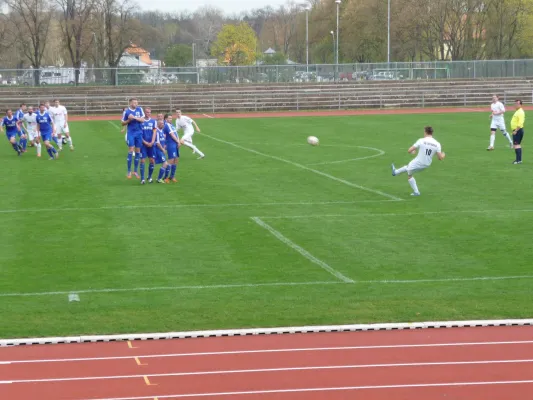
{"left": 1, "top": 112, "right": 532, "bottom": 339}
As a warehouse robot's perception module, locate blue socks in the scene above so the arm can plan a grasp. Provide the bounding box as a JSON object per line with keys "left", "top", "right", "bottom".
{"left": 164, "top": 165, "right": 171, "bottom": 179}
{"left": 12, "top": 143, "right": 19, "bottom": 153}
{"left": 19, "top": 138, "right": 27, "bottom": 151}
{"left": 170, "top": 164, "right": 177, "bottom": 179}
{"left": 140, "top": 163, "right": 145, "bottom": 181}
{"left": 127, "top": 152, "right": 133, "bottom": 172}
{"left": 158, "top": 167, "right": 165, "bottom": 180}
{"left": 148, "top": 164, "right": 155, "bottom": 179}
{"left": 134, "top": 153, "right": 140, "bottom": 173}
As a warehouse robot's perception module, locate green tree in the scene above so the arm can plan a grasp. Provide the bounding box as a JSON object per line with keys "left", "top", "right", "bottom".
{"left": 211, "top": 22, "right": 258, "bottom": 65}
{"left": 164, "top": 44, "right": 193, "bottom": 67}
{"left": 261, "top": 51, "right": 286, "bottom": 65}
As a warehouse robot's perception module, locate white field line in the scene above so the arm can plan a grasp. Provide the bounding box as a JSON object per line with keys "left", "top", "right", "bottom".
{"left": 3, "top": 340, "right": 533, "bottom": 365}
{"left": 307, "top": 146, "right": 385, "bottom": 166}
{"left": 86, "top": 380, "right": 533, "bottom": 400}
{"left": 256, "top": 209, "right": 533, "bottom": 219}
{"left": 202, "top": 114, "right": 215, "bottom": 119}
{"left": 2, "top": 275, "right": 532, "bottom": 299}
{"left": 107, "top": 121, "right": 121, "bottom": 131}
{"left": 0, "top": 200, "right": 398, "bottom": 215}
{"left": 220, "top": 143, "right": 386, "bottom": 166}
{"left": 251, "top": 217, "right": 353, "bottom": 283}
{"left": 3, "top": 359, "right": 533, "bottom": 384}
{"left": 0, "top": 281, "right": 338, "bottom": 298}
{"left": 202, "top": 134, "right": 402, "bottom": 201}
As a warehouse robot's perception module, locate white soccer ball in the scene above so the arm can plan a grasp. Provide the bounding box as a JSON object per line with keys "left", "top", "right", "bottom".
{"left": 307, "top": 136, "right": 319, "bottom": 146}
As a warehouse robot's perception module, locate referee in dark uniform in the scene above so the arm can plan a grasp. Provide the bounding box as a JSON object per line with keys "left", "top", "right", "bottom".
{"left": 511, "top": 99, "right": 525, "bottom": 164}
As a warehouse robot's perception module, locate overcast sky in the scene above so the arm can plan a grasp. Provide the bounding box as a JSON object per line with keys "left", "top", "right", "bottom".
{"left": 137, "top": 0, "right": 289, "bottom": 14}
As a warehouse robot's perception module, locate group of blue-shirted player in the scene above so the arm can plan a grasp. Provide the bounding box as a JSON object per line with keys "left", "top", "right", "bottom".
{"left": 122, "top": 98, "right": 189, "bottom": 184}
{"left": 1, "top": 103, "right": 61, "bottom": 160}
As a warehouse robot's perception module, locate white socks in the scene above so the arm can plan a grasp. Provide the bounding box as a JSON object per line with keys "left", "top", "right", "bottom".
{"left": 67, "top": 136, "right": 73, "bottom": 147}
{"left": 395, "top": 166, "right": 408, "bottom": 175}
{"left": 503, "top": 131, "right": 512, "bottom": 144}
{"left": 36, "top": 143, "right": 41, "bottom": 156}
{"left": 489, "top": 133, "right": 495, "bottom": 147}
{"left": 183, "top": 141, "right": 204, "bottom": 158}
{"left": 408, "top": 177, "right": 419, "bottom": 194}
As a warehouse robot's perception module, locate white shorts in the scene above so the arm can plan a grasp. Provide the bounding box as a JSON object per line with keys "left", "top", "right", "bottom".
{"left": 182, "top": 133, "right": 193, "bottom": 144}
{"left": 27, "top": 130, "right": 39, "bottom": 141}
{"left": 56, "top": 123, "right": 70, "bottom": 134}
{"left": 490, "top": 119, "right": 506, "bottom": 131}
{"left": 407, "top": 160, "right": 429, "bottom": 175}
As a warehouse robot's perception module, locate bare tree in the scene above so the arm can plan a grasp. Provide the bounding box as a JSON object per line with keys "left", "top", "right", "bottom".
{"left": 55, "top": 0, "right": 98, "bottom": 84}
{"left": 4, "top": 0, "right": 54, "bottom": 84}
{"left": 193, "top": 5, "right": 224, "bottom": 54}
{"left": 96, "top": 0, "right": 139, "bottom": 84}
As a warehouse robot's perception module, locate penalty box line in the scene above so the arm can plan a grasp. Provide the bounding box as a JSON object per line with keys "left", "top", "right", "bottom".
{"left": 251, "top": 217, "right": 354, "bottom": 283}
{"left": 202, "top": 134, "right": 402, "bottom": 202}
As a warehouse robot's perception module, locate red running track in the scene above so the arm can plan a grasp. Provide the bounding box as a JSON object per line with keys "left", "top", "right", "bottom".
{"left": 1, "top": 326, "right": 533, "bottom": 399}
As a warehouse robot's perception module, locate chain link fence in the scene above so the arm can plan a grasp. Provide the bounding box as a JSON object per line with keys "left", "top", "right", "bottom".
{"left": 1, "top": 59, "right": 533, "bottom": 87}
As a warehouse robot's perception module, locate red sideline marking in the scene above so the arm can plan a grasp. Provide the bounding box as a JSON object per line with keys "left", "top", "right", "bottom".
{"left": 1, "top": 326, "right": 533, "bottom": 399}
{"left": 68, "top": 105, "right": 533, "bottom": 122}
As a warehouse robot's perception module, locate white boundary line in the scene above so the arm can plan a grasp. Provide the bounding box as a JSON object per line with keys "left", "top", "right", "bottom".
{"left": 3, "top": 359, "right": 533, "bottom": 384}
{"left": 256, "top": 209, "right": 533, "bottom": 219}
{"left": 0, "top": 200, "right": 398, "bottom": 215}
{"left": 2, "top": 275, "right": 532, "bottom": 299}
{"left": 1, "top": 319, "right": 532, "bottom": 347}
{"left": 202, "top": 134, "right": 402, "bottom": 201}
{"left": 87, "top": 380, "right": 533, "bottom": 399}
{"left": 251, "top": 217, "right": 353, "bottom": 283}
{"left": 4, "top": 340, "right": 533, "bottom": 364}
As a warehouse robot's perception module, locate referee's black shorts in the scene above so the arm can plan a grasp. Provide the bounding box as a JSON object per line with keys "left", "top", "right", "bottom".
{"left": 514, "top": 128, "right": 524, "bottom": 145}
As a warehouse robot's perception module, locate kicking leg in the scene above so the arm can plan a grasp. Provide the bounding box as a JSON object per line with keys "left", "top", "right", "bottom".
{"left": 391, "top": 163, "right": 408, "bottom": 176}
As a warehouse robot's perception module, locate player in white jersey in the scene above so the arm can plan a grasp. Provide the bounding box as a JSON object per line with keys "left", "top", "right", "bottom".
{"left": 488, "top": 95, "right": 513, "bottom": 150}
{"left": 22, "top": 106, "right": 41, "bottom": 157}
{"left": 51, "top": 99, "right": 74, "bottom": 151}
{"left": 391, "top": 126, "right": 445, "bottom": 196}
{"left": 175, "top": 109, "right": 205, "bottom": 159}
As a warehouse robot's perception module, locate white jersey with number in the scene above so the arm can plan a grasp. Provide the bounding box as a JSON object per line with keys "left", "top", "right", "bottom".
{"left": 412, "top": 137, "right": 441, "bottom": 167}
{"left": 23, "top": 112, "right": 38, "bottom": 140}
{"left": 176, "top": 116, "right": 194, "bottom": 136}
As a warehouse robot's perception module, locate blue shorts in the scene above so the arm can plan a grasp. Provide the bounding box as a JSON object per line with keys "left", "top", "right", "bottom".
{"left": 41, "top": 132, "right": 52, "bottom": 142}
{"left": 141, "top": 144, "right": 155, "bottom": 159}
{"left": 155, "top": 148, "right": 166, "bottom": 164}
{"left": 6, "top": 131, "right": 17, "bottom": 140}
{"left": 127, "top": 132, "right": 143, "bottom": 148}
{"left": 166, "top": 143, "right": 179, "bottom": 160}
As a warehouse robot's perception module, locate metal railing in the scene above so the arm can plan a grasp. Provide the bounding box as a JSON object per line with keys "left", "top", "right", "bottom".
{"left": 1, "top": 85, "right": 530, "bottom": 115}
{"left": 1, "top": 59, "right": 533, "bottom": 87}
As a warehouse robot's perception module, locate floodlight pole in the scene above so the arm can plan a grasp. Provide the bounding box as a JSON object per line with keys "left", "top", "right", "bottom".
{"left": 335, "top": 0, "right": 341, "bottom": 81}
{"left": 387, "top": 0, "right": 391, "bottom": 66}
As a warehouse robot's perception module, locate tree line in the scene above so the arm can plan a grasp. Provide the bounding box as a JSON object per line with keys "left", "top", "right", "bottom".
{"left": 1, "top": 0, "right": 532, "bottom": 82}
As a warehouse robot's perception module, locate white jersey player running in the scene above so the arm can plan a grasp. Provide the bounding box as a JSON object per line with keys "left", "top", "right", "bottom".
{"left": 22, "top": 106, "right": 41, "bottom": 157}
{"left": 50, "top": 99, "right": 74, "bottom": 151}
{"left": 175, "top": 109, "right": 204, "bottom": 159}
{"left": 391, "top": 126, "right": 445, "bottom": 196}
{"left": 488, "top": 95, "right": 513, "bottom": 150}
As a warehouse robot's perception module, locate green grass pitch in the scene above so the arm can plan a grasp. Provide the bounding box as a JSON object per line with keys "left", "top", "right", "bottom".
{"left": 1, "top": 112, "right": 532, "bottom": 339}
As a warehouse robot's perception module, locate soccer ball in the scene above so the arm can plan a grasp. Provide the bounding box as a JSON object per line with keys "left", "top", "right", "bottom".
{"left": 307, "top": 136, "right": 319, "bottom": 146}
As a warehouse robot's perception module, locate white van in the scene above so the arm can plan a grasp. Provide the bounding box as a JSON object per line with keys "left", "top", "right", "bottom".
{"left": 20, "top": 67, "right": 86, "bottom": 85}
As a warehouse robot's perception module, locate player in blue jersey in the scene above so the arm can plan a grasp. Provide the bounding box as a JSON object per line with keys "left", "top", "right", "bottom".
{"left": 36, "top": 103, "right": 59, "bottom": 160}
{"left": 0, "top": 109, "right": 23, "bottom": 155}
{"left": 121, "top": 98, "right": 145, "bottom": 179}
{"left": 140, "top": 107, "right": 157, "bottom": 184}
{"left": 163, "top": 113, "right": 180, "bottom": 183}
{"left": 15, "top": 104, "right": 28, "bottom": 152}
{"left": 154, "top": 119, "right": 169, "bottom": 183}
